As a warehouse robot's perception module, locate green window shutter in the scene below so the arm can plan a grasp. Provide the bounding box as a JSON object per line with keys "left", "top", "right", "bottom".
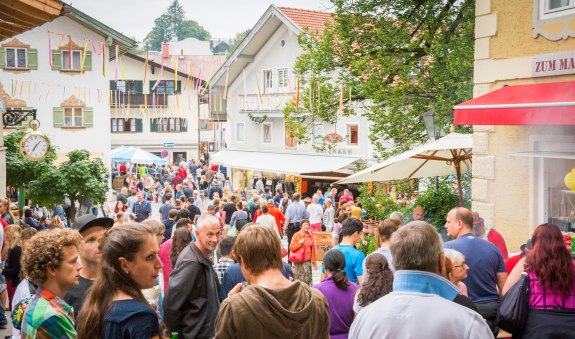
{"left": 135, "top": 80, "right": 143, "bottom": 94}
{"left": 149, "top": 80, "right": 156, "bottom": 93}
{"left": 53, "top": 107, "right": 64, "bottom": 127}
{"left": 180, "top": 118, "right": 187, "bottom": 132}
{"left": 83, "top": 107, "right": 94, "bottom": 127}
{"left": 0, "top": 47, "right": 5, "bottom": 69}
{"left": 51, "top": 50, "right": 61, "bottom": 71}
{"left": 176, "top": 80, "right": 182, "bottom": 94}
{"left": 135, "top": 118, "right": 143, "bottom": 132}
{"left": 150, "top": 118, "right": 157, "bottom": 132}
{"left": 110, "top": 80, "right": 117, "bottom": 91}
{"left": 84, "top": 51, "right": 92, "bottom": 71}
{"left": 27, "top": 49, "right": 38, "bottom": 70}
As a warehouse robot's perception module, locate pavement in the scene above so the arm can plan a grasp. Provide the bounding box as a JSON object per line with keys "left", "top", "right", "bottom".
{"left": 1, "top": 311, "right": 12, "bottom": 338}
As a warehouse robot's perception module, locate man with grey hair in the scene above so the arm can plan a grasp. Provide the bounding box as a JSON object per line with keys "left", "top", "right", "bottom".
{"left": 389, "top": 211, "right": 403, "bottom": 224}
{"left": 164, "top": 214, "right": 222, "bottom": 338}
{"left": 350, "top": 221, "right": 491, "bottom": 339}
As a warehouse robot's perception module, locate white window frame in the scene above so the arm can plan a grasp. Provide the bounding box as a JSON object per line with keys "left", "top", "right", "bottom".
{"left": 263, "top": 69, "right": 273, "bottom": 93}
{"left": 262, "top": 122, "right": 272, "bottom": 143}
{"left": 236, "top": 122, "right": 245, "bottom": 143}
{"left": 313, "top": 123, "right": 324, "bottom": 145}
{"left": 540, "top": 0, "right": 575, "bottom": 19}
{"left": 64, "top": 107, "right": 83, "bottom": 127}
{"left": 61, "top": 50, "right": 82, "bottom": 71}
{"left": 5, "top": 47, "right": 27, "bottom": 69}
{"left": 277, "top": 68, "right": 289, "bottom": 90}
{"left": 346, "top": 123, "right": 359, "bottom": 147}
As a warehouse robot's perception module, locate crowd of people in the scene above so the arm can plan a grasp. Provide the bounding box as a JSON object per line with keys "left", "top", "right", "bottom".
{"left": 0, "top": 159, "right": 574, "bottom": 339}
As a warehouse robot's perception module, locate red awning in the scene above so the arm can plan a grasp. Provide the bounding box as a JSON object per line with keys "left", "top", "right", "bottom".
{"left": 454, "top": 81, "right": 575, "bottom": 125}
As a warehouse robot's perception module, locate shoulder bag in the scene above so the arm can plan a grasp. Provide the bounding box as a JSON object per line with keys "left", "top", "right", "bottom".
{"left": 288, "top": 243, "right": 306, "bottom": 263}
{"left": 497, "top": 271, "right": 530, "bottom": 334}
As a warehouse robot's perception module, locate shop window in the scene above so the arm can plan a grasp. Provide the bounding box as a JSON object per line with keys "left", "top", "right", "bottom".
{"left": 347, "top": 124, "right": 358, "bottom": 146}
{"left": 236, "top": 122, "right": 245, "bottom": 142}
{"left": 263, "top": 69, "right": 273, "bottom": 93}
{"left": 262, "top": 123, "right": 272, "bottom": 143}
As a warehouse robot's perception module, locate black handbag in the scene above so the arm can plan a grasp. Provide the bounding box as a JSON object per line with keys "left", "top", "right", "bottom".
{"left": 497, "top": 272, "right": 530, "bottom": 334}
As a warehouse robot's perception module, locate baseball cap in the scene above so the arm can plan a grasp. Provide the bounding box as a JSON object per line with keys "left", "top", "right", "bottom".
{"left": 72, "top": 214, "right": 114, "bottom": 234}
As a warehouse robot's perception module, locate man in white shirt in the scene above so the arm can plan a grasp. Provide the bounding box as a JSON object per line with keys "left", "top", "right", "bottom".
{"left": 255, "top": 205, "right": 280, "bottom": 239}
{"left": 349, "top": 221, "right": 491, "bottom": 339}
{"left": 306, "top": 194, "right": 324, "bottom": 234}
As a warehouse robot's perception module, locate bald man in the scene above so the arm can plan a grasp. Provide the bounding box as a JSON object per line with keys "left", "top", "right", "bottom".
{"left": 405, "top": 206, "right": 425, "bottom": 224}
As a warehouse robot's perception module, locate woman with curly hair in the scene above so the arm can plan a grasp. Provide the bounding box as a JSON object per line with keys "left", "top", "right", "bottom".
{"left": 76, "top": 223, "right": 163, "bottom": 338}
{"left": 170, "top": 227, "right": 193, "bottom": 268}
{"left": 353, "top": 253, "right": 393, "bottom": 313}
{"left": 502, "top": 223, "right": 575, "bottom": 338}
{"left": 314, "top": 249, "right": 358, "bottom": 338}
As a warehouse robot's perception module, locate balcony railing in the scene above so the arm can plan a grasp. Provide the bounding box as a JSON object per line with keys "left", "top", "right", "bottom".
{"left": 109, "top": 93, "right": 168, "bottom": 108}
{"left": 239, "top": 93, "right": 293, "bottom": 113}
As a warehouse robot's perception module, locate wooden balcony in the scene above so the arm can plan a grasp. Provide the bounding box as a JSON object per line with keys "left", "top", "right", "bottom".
{"left": 109, "top": 93, "right": 168, "bottom": 108}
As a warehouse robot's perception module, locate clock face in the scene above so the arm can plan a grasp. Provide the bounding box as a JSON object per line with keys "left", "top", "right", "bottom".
{"left": 20, "top": 132, "right": 50, "bottom": 161}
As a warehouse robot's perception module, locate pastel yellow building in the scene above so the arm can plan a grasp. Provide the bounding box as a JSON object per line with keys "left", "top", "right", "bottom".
{"left": 455, "top": 0, "right": 575, "bottom": 251}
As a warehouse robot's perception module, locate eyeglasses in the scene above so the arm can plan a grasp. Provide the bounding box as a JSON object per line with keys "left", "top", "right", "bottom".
{"left": 453, "top": 262, "right": 467, "bottom": 268}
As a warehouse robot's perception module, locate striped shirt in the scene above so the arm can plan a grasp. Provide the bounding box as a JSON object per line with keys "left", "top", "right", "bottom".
{"left": 21, "top": 287, "right": 77, "bottom": 339}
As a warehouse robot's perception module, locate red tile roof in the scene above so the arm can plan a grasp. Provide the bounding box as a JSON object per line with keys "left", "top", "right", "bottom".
{"left": 277, "top": 6, "right": 333, "bottom": 35}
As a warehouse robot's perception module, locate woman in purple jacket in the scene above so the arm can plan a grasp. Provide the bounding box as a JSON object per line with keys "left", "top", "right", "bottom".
{"left": 314, "top": 249, "right": 359, "bottom": 339}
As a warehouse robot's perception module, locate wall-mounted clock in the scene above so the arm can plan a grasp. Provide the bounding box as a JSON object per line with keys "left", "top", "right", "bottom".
{"left": 19, "top": 120, "right": 50, "bottom": 161}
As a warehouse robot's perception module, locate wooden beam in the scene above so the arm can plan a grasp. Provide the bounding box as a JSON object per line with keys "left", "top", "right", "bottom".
{"left": 411, "top": 154, "right": 453, "bottom": 162}
{"left": 17, "top": 0, "right": 62, "bottom": 16}
{"left": 0, "top": 26, "right": 23, "bottom": 39}
{"left": 0, "top": 9, "right": 43, "bottom": 28}
{"left": 2, "top": 0, "right": 55, "bottom": 22}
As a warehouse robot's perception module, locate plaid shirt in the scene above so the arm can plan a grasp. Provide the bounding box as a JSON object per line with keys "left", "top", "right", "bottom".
{"left": 21, "top": 287, "right": 77, "bottom": 339}
{"left": 213, "top": 258, "right": 235, "bottom": 284}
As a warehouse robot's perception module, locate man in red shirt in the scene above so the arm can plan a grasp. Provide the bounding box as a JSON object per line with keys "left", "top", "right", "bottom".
{"left": 472, "top": 212, "right": 509, "bottom": 260}
{"left": 119, "top": 163, "right": 127, "bottom": 175}
{"left": 505, "top": 239, "right": 531, "bottom": 273}
{"left": 338, "top": 189, "right": 354, "bottom": 204}
{"left": 266, "top": 200, "right": 285, "bottom": 235}
{"left": 177, "top": 163, "right": 187, "bottom": 180}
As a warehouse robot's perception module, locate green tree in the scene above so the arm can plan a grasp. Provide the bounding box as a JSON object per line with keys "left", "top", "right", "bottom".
{"left": 286, "top": 0, "right": 475, "bottom": 159}
{"left": 28, "top": 150, "right": 109, "bottom": 222}
{"left": 4, "top": 131, "right": 57, "bottom": 189}
{"left": 227, "top": 29, "right": 251, "bottom": 56}
{"left": 143, "top": 0, "right": 211, "bottom": 51}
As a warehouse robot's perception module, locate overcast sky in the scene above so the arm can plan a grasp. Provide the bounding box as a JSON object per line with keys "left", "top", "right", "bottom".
{"left": 71, "top": 0, "right": 333, "bottom": 41}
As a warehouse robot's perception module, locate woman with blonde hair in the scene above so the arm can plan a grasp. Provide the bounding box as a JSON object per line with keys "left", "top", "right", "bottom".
{"left": 0, "top": 198, "right": 16, "bottom": 225}
{"left": 3, "top": 225, "right": 22, "bottom": 304}
{"left": 48, "top": 215, "right": 65, "bottom": 229}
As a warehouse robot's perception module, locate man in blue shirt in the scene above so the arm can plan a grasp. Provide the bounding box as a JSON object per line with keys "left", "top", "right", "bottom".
{"left": 283, "top": 193, "right": 308, "bottom": 261}
{"left": 322, "top": 217, "right": 365, "bottom": 284}
{"left": 444, "top": 207, "right": 507, "bottom": 337}
{"left": 132, "top": 192, "right": 152, "bottom": 222}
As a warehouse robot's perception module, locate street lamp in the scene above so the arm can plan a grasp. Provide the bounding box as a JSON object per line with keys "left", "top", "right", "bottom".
{"left": 421, "top": 110, "right": 446, "bottom": 189}
{"left": 421, "top": 110, "right": 446, "bottom": 141}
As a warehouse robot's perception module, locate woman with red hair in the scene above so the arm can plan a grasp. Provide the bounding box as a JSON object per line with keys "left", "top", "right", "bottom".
{"left": 502, "top": 223, "right": 575, "bottom": 338}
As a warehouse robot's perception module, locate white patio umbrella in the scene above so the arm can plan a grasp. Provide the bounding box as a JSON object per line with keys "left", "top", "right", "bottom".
{"left": 111, "top": 146, "right": 135, "bottom": 157}
{"left": 112, "top": 147, "right": 167, "bottom": 165}
{"left": 337, "top": 133, "right": 473, "bottom": 206}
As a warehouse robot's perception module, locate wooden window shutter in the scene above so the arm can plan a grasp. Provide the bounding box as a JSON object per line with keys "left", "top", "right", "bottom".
{"left": 84, "top": 51, "right": 92, "bottom": 71}
{"left": 83, "top": 107, "right": 94, "bottom": 127}
{"left": 27, "top": 49, "right": 38, "bottom": 70}
{"left": 180, "top": 118, "right": 187, "bottom": 132}
{"left": 136, "top": 118, "right": 143, "bottom": 132}
{"left": 51, "top": 50, "right": 61, "bottom": 71}
{"left": 0, "top": 48, "right": 5, "bottom": 69}
{"left": 53, "top": 107, "right": 64, "bottom": 127}
{"left": 110, "top": 80, "right": 117, "bottom": 91}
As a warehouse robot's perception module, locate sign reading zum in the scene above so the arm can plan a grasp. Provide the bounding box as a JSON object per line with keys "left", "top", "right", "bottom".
{"left": 533, "top": 50, "right": 575, "bottom": 78}
{"left": 163, "top": 142, "right": 175, "bottom": 148}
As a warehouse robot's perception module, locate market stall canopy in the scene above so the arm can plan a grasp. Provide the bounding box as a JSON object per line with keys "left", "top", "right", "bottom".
{"left": 210, "top": 149, "right": 362, "bottom": 178}
{"left": 111, "top": 146, "right": 135, "bottom": 157}
{"left": 454, "top": 81, "right": 575, "bottom": 125}
{"left": 337, "top": 133, "right": 473, "bottom": 206}
{"left": 112, "top": 147, "right": 167, "bottom": 165}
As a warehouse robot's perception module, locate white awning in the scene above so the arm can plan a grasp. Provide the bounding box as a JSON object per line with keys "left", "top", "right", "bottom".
{"left": 211, "top": 149, "right": 362, "bottom": 176}
{"left": 508, "top": 151, "right": 575, "bottom": 160}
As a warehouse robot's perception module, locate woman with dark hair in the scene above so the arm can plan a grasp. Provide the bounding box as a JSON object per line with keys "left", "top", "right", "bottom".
{"left": 502, "top": 223, "right": 575, "bottom": 338}
{"left": 353, "top": 253, "right": 393, "bottom": 313}
{"left": 76, "top": 223, "right": 163, "bottom": 338}
{"left": 170, "top": 227, "right": 193, "bottom": 268}
{"left": 314, "top": 249, "right": 358, "bottom": 339}
{"left": 113, "top": 200, "right": 130, "bottom": 223}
